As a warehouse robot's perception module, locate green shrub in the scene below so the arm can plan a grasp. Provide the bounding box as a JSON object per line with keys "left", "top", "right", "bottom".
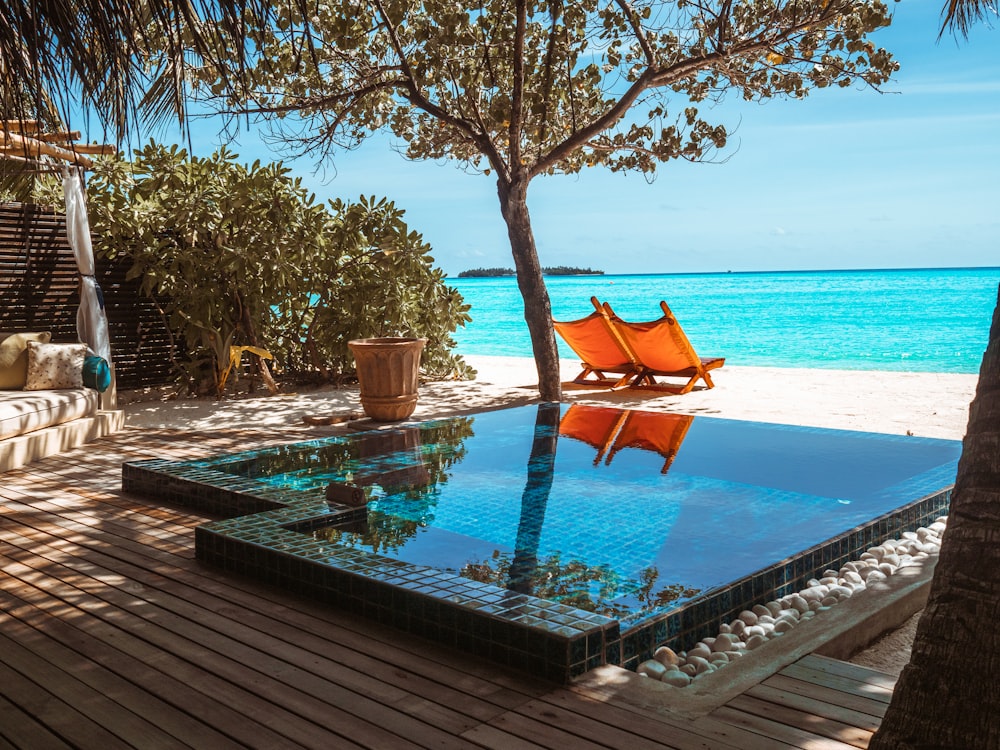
{"left": 88, "top": 142, "right": 473, "bottom": 394}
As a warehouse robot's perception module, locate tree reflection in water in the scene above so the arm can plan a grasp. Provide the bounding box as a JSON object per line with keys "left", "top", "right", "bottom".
{"left": 309, "top": 405, "right": 701, "bottom": 620}
{"left": 312, "top": 417, "right": 475, "bottom": 553}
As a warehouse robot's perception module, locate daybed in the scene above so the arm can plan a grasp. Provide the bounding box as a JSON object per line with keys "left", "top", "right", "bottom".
{"left": 0, "top": 331, "right": 123, "bottom": 472}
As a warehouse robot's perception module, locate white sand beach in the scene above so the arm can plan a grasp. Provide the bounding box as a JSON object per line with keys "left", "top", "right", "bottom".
{"left": 123, "top": 355, "right": 979, "bottom": 441}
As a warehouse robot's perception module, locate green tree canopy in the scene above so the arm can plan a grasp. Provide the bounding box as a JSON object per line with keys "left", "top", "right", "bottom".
{"left": 188, "top": 0, "right": 898, "bottom": 398}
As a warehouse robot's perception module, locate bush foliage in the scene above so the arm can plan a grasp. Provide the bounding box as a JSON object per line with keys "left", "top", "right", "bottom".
{"left": 87, "top": 142, "right": 474, "bottom": 394}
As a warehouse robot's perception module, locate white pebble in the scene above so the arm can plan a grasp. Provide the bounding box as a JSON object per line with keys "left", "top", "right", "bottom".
{"left": 688, "top": 643, "right": 712, "bottom": 660}
{"left": 746, "top": 625, "right": 766, "bottom": 638}
{"left": 746, "top": 634, "right": 767, "bottom": 650}
{"left": 680, "top": 663, "right": 698, "bottom": 676}
{"left": 765, "top": 601, "right": 783, "bottom": 617}
{"left": 774, "top": 619, "right": 796, "bottom": 633}
{"left": 708, "top": 652, "right": 730, "bottom": 665}
{"left": 867, "top": 570, "right": 888, "bottom": 583}
{"left": 713, "top": 633, "right": 738, "bottom": 652}
{"left": 739, "top": 610, "right": 759, "bottom": 626}
{"left": 661, "top": 669, "right": 692, "bottom": 687}
{"left": 638, "top": 660, "right": 667, "bottom": 679}
{"left": 654, "top": 646, "right": 679, "bottom": 667}
{"left": 843, "top": 571, "right": 864, "bottom": 585}
{"left": 878, "top": 563, "right": 897, "bottom": 576}
{"left": 789, "top": 595, "right": 810, "bottom": 614}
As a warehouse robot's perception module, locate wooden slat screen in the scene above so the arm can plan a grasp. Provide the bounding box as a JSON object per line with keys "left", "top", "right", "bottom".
{"left": 0, "top": 201, "right": 175, "bottom": 390}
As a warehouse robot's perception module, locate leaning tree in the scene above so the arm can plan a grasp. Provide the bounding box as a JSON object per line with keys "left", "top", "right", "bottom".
{"left": 867, "top": 0, "right": 999, "bottom": 745}
{"left": 194, "top": 0, "right": 899, "bottom": 399}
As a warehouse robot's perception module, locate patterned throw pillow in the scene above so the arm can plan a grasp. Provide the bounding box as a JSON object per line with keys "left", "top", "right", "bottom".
{"left": 0, "top": 331, "right": 53, "bottom": 389}
{"left": 24, "top": 341, "right": 87, "bottom": 390}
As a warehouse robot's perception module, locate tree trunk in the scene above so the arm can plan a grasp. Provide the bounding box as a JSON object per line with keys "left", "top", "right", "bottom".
{"left": 497, "top": 176, "right": 562, "bottom": 401}
{"left": 508, "top": 402, "right": 561, "bottom": 594}
{"left": 870, "top": 284, "right": 1000, "bottom": 750}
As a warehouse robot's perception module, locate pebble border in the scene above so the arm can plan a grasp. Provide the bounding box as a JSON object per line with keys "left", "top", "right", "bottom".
{"left": 636, "top": 516, "right": 948, "bottom": 687}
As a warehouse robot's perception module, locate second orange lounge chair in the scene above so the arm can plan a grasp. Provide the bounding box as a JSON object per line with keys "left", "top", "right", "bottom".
{"left": 603, "top": 300, "right": 725, "bottom": 394}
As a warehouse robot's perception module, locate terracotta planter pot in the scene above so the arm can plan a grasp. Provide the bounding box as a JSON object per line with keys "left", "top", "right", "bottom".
{"left": 348, "top": 337, "right": 427, "bottom": 421}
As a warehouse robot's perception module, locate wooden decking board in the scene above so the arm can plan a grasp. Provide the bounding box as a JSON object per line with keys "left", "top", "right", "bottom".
{"left": 0, "top": 553, "right": 370, "bottom": 750}
{"left": 709, "top": 705, "right": 862, "bottom": 750}
{"left": 0, "top": 427, "right": 905, "bottom": 749}
{"left": 1, "top": 500, "right": 531, "bottom": 731}
{"left": 0, "top": 688, "right": 76, "bottom": 750}
{"left": 0, "top": 529, "right": 470, "bottom": 750}
{"left": 760, "top": 673, "right": 890, "bottom": 719}
{"left": 0, "top": 589, "right": 236, "bottom": 750}
{"left": 0, "top": 578, "right": 305, "bottom": 750}
{"left": 778, "top": 662, "right": 895, "bottom": 704}
{"left": 482, "top": 709, "right": 614, "bottom": 750}
{"left": 796, "top": 653, "right": 898, "bottom": 691}
{"left": 725, "top": 694, "right": 873, "bottom": 748}
{"left": 545, "top": 687, "right": 756, "bottom": 750}
{"left": 0, "top": 632, "right": 157, "bottom": 750}
{"left": 459, "top": 723, "right": 550, "bottom": 750}
{"left": 745, "top": 683, "right": 883, "bottom": 732}
{"left": 513, "top": 696, "right": 688, "bottom": 750}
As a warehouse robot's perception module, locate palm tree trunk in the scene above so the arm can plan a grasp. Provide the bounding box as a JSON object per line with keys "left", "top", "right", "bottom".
{"left": 870, "top": 284, "right": 1000, "bottom": 749}
{"left": 497, "top": 176, "right": 562, "bottom": 401}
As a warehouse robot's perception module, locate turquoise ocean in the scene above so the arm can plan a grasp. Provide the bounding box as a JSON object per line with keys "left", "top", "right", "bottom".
{"left": 449, "top": 267, "right": 1000, "bottom": 374}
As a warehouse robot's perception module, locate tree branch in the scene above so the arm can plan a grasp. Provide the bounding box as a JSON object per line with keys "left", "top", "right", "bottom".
{"left": 615, "top": 0, "right": 656, "bottom": 65}
{"left": 510, "top": 0, "right": 527, "bottom": 172}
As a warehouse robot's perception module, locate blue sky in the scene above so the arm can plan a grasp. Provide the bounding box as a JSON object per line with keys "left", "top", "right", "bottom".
{"left": 172, "top": 0, "right": 998, "bottom": 276}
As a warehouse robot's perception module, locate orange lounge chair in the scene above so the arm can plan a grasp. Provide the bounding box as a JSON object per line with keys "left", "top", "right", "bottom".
{"left": 552, "top": 296, "right": 639, "bottom": 388}
{"left": 559, "top": 404, "right": 693, "bottom": 473}
{"left": 602, "top": 300, "right": 724, "bottom": 394}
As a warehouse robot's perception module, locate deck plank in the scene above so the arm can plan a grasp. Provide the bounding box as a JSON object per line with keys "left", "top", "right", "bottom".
{"left": 0, "top": 427, "right": 905, "bottom": 749}
{"left": 725, "top": 694, "right": 874, "bottom": 748}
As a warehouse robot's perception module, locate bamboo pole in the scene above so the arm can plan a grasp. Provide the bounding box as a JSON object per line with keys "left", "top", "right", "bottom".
{"left": 0, "top": 129, "right": 94, "bottom": 168}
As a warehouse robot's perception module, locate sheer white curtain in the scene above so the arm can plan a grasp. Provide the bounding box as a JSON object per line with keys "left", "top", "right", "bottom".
{"left": 63, "top": 167, "right": 111, "bottom": 362}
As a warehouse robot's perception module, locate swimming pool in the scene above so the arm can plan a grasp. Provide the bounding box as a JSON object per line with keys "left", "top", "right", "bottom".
{"left": 123, "top": 404, "right": 960, "bottom": 681}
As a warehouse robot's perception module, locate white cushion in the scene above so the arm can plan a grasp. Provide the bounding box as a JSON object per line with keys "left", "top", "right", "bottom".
{"left": 0, "top": 388, "right": 100, "bottom": 440}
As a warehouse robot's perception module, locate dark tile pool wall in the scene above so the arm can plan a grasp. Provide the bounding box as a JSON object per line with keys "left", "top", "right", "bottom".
{"left": 613, "top": 486, "right": 952, "bottom": 670}
{"left": 197, "top": 525, "right": 617, "bottom": 682}
{"left": 124, "top": 457, "right": 952, "bottom": 682}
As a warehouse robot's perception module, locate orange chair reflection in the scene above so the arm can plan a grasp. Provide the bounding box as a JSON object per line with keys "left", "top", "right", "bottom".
{"left": 559, "top": 404, "right": 694, "bottom": 474}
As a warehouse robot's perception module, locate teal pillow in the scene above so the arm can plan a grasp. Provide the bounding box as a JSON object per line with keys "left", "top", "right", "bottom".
{"left": 82, "top": 355, "right": 112, "bottom": 392}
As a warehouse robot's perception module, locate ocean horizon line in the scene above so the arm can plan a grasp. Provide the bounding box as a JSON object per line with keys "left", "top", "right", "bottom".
{"left": 447, "top": 264, "right": 1000, "bottom": 280}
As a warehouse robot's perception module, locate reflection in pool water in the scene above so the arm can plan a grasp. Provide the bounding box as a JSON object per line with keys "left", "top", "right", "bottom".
{"left": 209, "top": 402, "right": 958, "bottom": 627}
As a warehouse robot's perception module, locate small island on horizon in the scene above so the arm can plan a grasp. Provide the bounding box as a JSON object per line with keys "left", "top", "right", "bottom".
{"left": 458, "top": 266, "right": 604, "bottom": 278}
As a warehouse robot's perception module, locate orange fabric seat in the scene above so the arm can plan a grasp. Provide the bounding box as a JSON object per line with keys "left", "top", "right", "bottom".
{"left": 552, "top": 297, "right": 638, "bottom": 388}
{"left": 603, "top": 300, "right": 724, "bottom": 394}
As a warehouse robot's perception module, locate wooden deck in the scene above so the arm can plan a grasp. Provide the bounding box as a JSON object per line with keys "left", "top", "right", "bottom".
{"left": 0, "top": 426, "right": 897, "bottom": 749}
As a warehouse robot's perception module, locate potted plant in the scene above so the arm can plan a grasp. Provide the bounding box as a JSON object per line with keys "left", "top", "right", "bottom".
{"left": 348, "top": 336, "right": 427, "bottom": 421}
